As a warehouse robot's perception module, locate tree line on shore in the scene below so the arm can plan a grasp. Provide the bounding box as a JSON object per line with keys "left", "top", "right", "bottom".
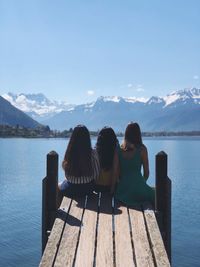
{"left": 0, "top": 124, "right": 200, "bottom": 138}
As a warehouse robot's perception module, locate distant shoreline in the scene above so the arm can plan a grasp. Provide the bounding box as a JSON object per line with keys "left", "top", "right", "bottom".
{"left": 0, "top": 125, "right": 200, "bottom": 138}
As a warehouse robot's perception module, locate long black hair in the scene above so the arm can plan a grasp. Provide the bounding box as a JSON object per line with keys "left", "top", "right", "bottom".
{"left": 62, "top": 125, "right": 92, "bottom": 177}
{"left": 96, "top": 127, "right": 118, "bottom": 171}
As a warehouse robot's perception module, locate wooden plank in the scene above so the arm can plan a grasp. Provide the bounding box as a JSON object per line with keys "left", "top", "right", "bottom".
{"left": 74, "top": 193, "right": 99, "bottom": 267}
{"left": 39, "top": 196, "right": 72, "bottom": 267}
{"left": 54, "top": 197, "right": 86, "bottom": 267}
{"left": 96, "top": 193, "right": 113, "bottom": 267}
{"left": 143, "top": 203, "right": 170, "bottom": 267}
{"left": 129, "top": 207, "right": 154, "bottom": 267}
{"left": 114, "top": 202, "right": 135, "bottom": 267}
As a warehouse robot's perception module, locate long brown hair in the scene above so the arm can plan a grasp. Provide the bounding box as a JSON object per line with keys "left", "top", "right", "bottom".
{"left": 122, "top": 122, "right": 142, "bottom": 150}
{"left": 62, "top": 125, "right": 92, "bottom": 177}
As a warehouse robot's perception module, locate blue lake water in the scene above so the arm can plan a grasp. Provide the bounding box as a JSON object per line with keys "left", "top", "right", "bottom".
{"left": 0, "top": 137, "right": 200, "bottom": 267}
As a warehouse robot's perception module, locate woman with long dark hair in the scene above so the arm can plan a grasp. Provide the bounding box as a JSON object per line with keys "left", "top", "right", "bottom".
{"left": 115, "top": 122, "right": 155, "bottom": 205}
{"left": 58, "top": 125, "right": 100, "bottom": 197}
{"left": 95, "top": 127, "right": 119, "bottom": 193}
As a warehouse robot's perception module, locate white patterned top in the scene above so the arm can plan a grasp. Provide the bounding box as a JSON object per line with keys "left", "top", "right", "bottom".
{"left": 65, "top": 149, "right": 100, "bottom": 184}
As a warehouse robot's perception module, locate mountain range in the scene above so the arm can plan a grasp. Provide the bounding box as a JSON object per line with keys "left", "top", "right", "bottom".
{"left": 2, "top": 92, "right": 74, "bottom": 122}
{"left": 0, "top": 95, "right": 40, "bottom": 128}
{"left": 1, "top": 88, "right": 200, "bottom": 131}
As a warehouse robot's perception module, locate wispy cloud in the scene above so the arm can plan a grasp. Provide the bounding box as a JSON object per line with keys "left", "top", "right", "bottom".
{"left": 136, "top": 84, "right": 145, "bottom": 92}
{"left": 120, "top": 83, "right": 134, "bottom": 89}
{"left": 120, "top": 83, "right": 145, "bottom": 92}
{"left": 193, "top": 75, "right": 199, "bottom": 80}
{"left": 87, "top": 90, "right": 95, "bottom": 95}
{"left": 136, "top": 88, "right": 144, "bottom": 92}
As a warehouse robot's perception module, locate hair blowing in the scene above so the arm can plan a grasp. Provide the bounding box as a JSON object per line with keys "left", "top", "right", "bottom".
{"left": 62, "top": 125, "right": 92, "bottom": 177}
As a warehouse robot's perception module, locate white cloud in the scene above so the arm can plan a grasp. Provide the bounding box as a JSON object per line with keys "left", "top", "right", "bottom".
{"left": 136, "top": 88, "right": 144, "bottom": 92}
{"left": 193, "top": 75, "right": 199, "bottom": 80}
{"left": 87, "top": 90, "right": 95, "bottom": 95}
{"left": 120, "top": 83, "right": 145, "bottom": 92}
{"left": 136, "top": 84, "right": 145, "bottom": 92}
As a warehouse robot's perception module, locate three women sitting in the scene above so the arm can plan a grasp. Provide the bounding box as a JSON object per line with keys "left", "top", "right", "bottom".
{"left": 59, "top": 123, "right": 155, "bottom": 206}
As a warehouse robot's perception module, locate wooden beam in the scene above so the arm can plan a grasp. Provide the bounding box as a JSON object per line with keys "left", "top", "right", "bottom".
{"left": 74, "top": 194, "right": 98, "bottom": 267}
{"left": 54, "top": 197, "right": 85, "bottom": 267}
{"left": 96, "top": 193, "right": 113, "bottom": 267}
{"left": 114, "top": 202, "right": 135, "bottom": 267}
{"left": 143, "top": 203, "right": 170, "bottom": 267}
{"left": 155, "top": 151, "right": 171, "bottom": 262}
{"left": 42, "top": 151, "right": 59, "bottom": 253}
{"left": 129, "top": 207, "right": 154, "bottom": 267}
{"left": 40, "top": 197, "right": 72, "bottom": 267}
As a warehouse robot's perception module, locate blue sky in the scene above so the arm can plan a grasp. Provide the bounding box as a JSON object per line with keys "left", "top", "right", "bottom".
{"left": 0, "top": 0, "right": 200, "bottom": 104}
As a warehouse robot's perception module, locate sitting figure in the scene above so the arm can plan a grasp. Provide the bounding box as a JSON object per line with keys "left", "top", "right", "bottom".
{"left": 115, "top": 122, "right": 155, "bottom": 206}
{"left": 95, "top": 127, "right": 119, "bottom": 193}
{"left": 59, "top": 125, "right": 100, "bottom": 197}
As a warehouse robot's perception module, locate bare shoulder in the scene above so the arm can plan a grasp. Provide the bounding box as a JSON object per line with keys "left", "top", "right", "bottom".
{"left": 140, "top": 144, "right": 148, "bottom": 155}
{"left": 113, "top": 147, "right": 119, "bottom": 159}
{"left": 114, "top": 146, "right": 119, "bottom": 154}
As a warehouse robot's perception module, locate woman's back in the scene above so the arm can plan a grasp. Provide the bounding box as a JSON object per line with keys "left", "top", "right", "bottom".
{"left": 59, "top": 125, "right": 100, "bottom": 197}
{"left": 118, "top": 146, "right": 142, "bottom": 175}
{"left": 115, "top": 145, "right": 154, "bottom": 206}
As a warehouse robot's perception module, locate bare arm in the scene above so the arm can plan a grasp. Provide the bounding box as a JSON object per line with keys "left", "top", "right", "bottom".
{"left": 110, "top": 149, "right": 120, "bottom": 194}
{"left": 141, "top": 145, "right": 149, "bottom": 180}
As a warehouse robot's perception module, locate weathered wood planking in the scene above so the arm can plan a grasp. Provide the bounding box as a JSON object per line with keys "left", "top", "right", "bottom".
{"left": 96, "top": 193, "right": 113, "bottom": 267}
{"left": 129, "top": 207, "right": 154, "bottom": 267}
{"left": 114, "top": 203, "right": 135, "bottom": 267}
{"left": 143, "top": 203, "right": 170, "bottom": 267}
{"left": 40, "top": 195, "right": 171, "bottom": 267}
{"left": 54, "top": 197, "right": 85, "bottom": 267}
{"left": 39, "top": 197, "right": 72, "bottom": 267}
{"left": 74, "top": 194, "right": 98, "bottom": 267}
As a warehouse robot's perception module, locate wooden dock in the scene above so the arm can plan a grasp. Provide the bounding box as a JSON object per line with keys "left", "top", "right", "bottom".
{"left": 39, "top": 151, "right": 171, "bottom": 267}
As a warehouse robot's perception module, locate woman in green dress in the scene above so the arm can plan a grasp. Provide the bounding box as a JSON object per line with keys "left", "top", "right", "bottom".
{"left": 115, "top": 122, "right": 155, "bottom": 206}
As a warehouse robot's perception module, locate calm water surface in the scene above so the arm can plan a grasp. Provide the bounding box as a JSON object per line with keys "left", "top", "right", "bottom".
{"left": 0, "top": 137, "right": 200, "bottom": 267}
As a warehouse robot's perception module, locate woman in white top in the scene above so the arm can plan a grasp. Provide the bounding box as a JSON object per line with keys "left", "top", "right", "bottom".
{"left": 59, "top": 125, "right": 100, "bottom": 197}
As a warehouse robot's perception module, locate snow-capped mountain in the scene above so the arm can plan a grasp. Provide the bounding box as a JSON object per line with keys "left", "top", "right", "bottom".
{"left": 2, "top": 88, "right": 200, "bottom": 131}
{"left": 41, "top": 88, "right": 200, "bottom": 131}
{"left": 163, "top": 88, "right": 200, "bottom": 107}
{"left": 0, "top": 96, "right": 41, "bottom": 128}
{"left": 146, "top": 96, "right": 164, "bottom": 105}
{"left": 1, "top": 93, "right": 74, "bottom": 122}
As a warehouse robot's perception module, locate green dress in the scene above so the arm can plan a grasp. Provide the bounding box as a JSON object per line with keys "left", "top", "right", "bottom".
{"left": 115, "top": 146, "right": 155, "bottom": 206}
